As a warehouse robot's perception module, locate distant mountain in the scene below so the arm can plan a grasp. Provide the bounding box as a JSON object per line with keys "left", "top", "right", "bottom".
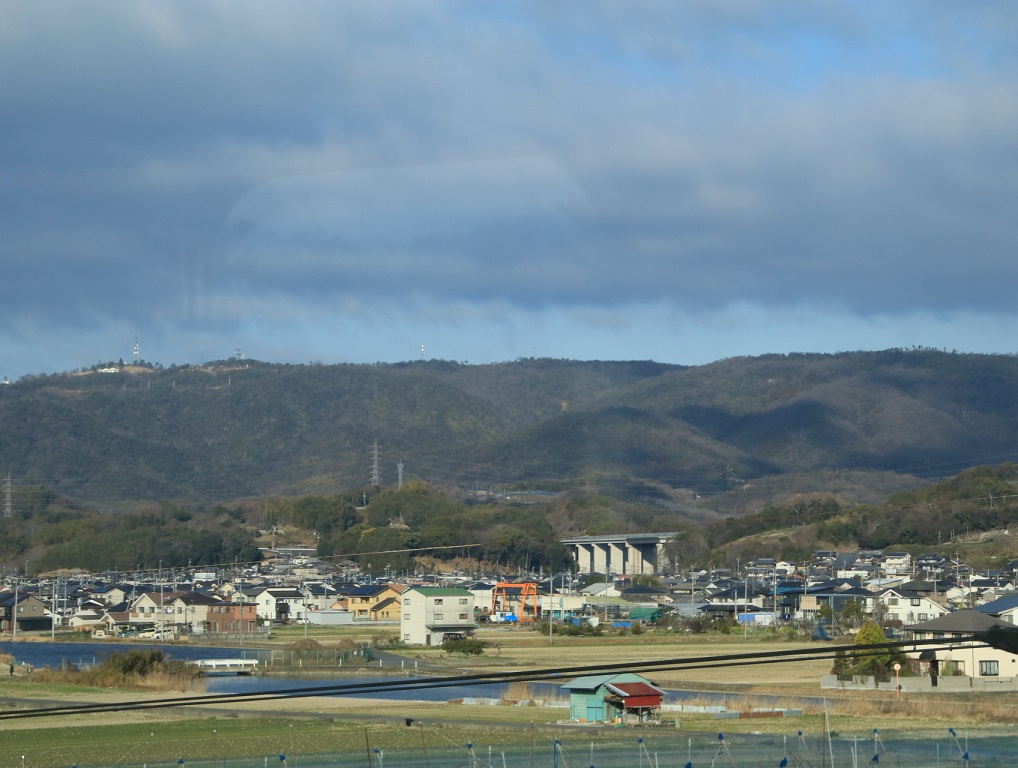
{"left": 2, "top": 350, "right": 1017, "bottom": 515}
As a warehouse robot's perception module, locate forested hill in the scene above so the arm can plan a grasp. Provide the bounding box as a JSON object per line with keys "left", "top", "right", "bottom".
{"left": 2, "top": 349, "right": 1017, "bottom": 513}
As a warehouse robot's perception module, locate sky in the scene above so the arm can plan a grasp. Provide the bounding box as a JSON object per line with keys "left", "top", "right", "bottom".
{"left": 3, "top": 2, "right": 1018, "bottom": 380}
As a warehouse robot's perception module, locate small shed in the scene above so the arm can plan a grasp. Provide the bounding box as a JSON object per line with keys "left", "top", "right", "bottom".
{"left": 561, "top": 673, "right": 664, "bottom": 723}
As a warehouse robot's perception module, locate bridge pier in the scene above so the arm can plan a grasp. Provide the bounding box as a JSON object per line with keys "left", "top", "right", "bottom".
{"left": 561, "top": 533, "right": 676, "bottom": 576}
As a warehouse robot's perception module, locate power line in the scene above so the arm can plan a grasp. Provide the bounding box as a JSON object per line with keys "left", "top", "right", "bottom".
{"left": 0, "top": 634, "right": 995, "bottom": 722}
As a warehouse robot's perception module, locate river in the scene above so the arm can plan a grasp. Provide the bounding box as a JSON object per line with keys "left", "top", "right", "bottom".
{"left": 0, "top": 640, "right": 562, "bottom": 700}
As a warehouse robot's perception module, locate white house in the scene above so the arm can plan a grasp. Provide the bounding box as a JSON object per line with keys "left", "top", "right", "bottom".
{"left": 400, "top": 587, "right": 477, "bottom": 646}
{"left": 871, "top": 588, "right": 948, "bottom": 625}
{"left": 880, "top": 552, "right": 912, "bottom": 575}
{"left": 905, "top": 610, "right": 1018, "bottom": 683}
{"left": 247, "top": 587, "right": 308, "bottom": 624}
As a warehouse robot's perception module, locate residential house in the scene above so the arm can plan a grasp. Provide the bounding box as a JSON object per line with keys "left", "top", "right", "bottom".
{"left": 795, "top": 579, "right": 869, "bottom": 621}
{"left": 0, "top": 591, "right": 51, "bottom": 633}
{"left": 905, "top": 610, "right": 1018, "bottom": 684}
{"left": 87, "top": 584, "right": 132, "bottom": 607}
{"left": 466, "top": 582, "right": 496, "bottom": 615}
{"left": 745, "top": 558, "right": 777, "bottom": 578}
{"left": 128, "top": 591, "right": 180, "bottom": 633}
{"left": 703, "top": 582, "right": 770, "bottom": 617}
{"left": 67, "top": 598, "right": 109, "bottom": 632}
{"left": 337, "top": 584, "right": 403, "bottom": 621}
{"left": 168, "top": 591, "right": 225, "bottom": 634}
{"left": 580, "top": 582, "right": 621, "bottom": 599}
{"left": 974, "top": 593, "right": 1018, "bottom": 624}
{"left": 880, "top": 552, "right": 912, "bottom": 575}
{"left": 246, "top": 587, "right": 308, "bottom": 624}
{"left": 915, "top": 553, "right": 949, "bottom": 578}
{"left": 619, "top": 584, "right": 671, "bottom": 604}
{"left": 871, "top": 587, "right": 948, "bottom": 626}
{"left": 303, "top": 582, "right": 340, "bottom": 612}
{"left": 205, "top": 601, "right": 259, "bottom": 636}
{"left": 399, "top": 587, "right": 477, "bottom": 646}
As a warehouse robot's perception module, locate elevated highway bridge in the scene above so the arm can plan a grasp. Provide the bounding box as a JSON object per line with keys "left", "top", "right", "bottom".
{"left": 561, "top": 532, "right": 676, "bottom": 576}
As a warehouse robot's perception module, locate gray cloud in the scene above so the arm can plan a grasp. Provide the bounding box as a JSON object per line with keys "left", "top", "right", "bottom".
{"left": 1, "top": 2, "right": 1016, "bottom": 377}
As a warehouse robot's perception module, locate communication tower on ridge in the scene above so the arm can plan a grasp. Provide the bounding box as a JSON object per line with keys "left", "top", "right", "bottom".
{"left": 133, "top": 334, "right": 140, "bottom": 364}
{"left": 370, "top": 439, "right": 382, "bottom": 487}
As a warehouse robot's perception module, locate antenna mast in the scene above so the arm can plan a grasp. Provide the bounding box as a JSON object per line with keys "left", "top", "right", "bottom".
{"left": 133, "top": 334, "right": 140, "bottom": 364}
{"left": 370, "top": 439, "right": 382, "bottom": 487}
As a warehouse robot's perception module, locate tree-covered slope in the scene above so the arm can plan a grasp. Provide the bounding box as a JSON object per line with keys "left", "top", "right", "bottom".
{"left": 1, "top": 350, "right": 1017, "bottom": 511}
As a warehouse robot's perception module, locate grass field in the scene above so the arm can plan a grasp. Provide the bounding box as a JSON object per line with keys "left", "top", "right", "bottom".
{"left": 2, "top": 626, "right": 1017, "bottom": 765}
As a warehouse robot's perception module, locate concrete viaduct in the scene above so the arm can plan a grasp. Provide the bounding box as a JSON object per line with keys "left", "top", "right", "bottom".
{"left": 561, "top": 532, "right": 677, "bottom": 576}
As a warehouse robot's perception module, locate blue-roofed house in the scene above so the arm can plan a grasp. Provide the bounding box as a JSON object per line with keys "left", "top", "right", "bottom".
{"left": 974, "top": 592, "right": 1018, "bottom": 623}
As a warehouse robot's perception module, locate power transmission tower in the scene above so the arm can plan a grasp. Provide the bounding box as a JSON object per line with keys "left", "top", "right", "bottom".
{"left": 370, "top": 439, "right": 382, "bottom": 487}
{"left": 3, "top": 473, "right": 11, "bottom": 518}
{"left": 397, "top": 460, "right": 404, "bottom": 489}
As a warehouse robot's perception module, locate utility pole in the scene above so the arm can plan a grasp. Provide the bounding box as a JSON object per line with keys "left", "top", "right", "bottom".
{"left": 12, "top": 576, "right": 18, "bottom": 639}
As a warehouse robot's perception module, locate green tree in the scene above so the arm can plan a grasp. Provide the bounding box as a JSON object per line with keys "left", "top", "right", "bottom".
{"left": 852, "top": 619, "right": 906, "bottom": 676}
{"left": 841, "top": 598, "right": 866, "bottom": 627}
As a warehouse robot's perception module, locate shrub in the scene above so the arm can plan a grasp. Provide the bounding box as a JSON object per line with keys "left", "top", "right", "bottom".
{"left": 442, "top": 637, "right": 485, "bottom": 656}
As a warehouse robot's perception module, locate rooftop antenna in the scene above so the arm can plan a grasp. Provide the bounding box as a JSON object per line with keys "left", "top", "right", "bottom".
{"left": 420, "top": 344, "right": 425, "bottom": 360}
{"left": 235, "top": 347, "right": 245, "bottom": 360}
{"left": 133, "top": 334, "right": 140, "bottom": 364}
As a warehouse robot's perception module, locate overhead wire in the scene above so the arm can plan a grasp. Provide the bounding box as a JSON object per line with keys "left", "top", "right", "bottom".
{"left": 0, "top": 634, "right": 982, "bottom": 722}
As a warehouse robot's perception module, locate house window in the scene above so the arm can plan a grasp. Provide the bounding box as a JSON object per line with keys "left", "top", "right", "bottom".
{"left": 404, "top": 634, "right": 411, "bottom": 641}
{"left": 459, "top": 598, "right": 468, "bottom": 604}
{"left": 918, "top": 613, "right": 929, "bottom": 622}
{"left": 434, "top": 613, "right": 443, "bottom": 620}
{"left": 887, "top": 598, "right": 898, "bottom": 606}
{"left": 979, "top": 660, "right": 999, "bottom": 676}
{"left": 459, "top": 613, "right": 469, "bottom": 620}
{"left": 404, "top": 598, "right": 410, "bottom": 604}
{"left": 404, "top": 613, "right": 410, "bottom": 620}
{"left": 434, "top": 598, "right": 444, "bottom": 605}
{"left": 910, "top": 599, "right": 921, "bottom": 606}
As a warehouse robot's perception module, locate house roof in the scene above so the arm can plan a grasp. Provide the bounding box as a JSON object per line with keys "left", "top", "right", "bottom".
{"left": 605, "top": 681, "right": 664, "bottom": 699}
{"left": 0, "top": 592, "right": 32, "bottom": 607}
{"left": 974, "top": 593, "right": 1018, "bottom": 615}
{"left": 345, "top": 584, "right": 390, "bottom": 598}
{"left": 407, "top": 587, "right": 473, "bottom": 597}
{"left": 880, "top": 587, "right": 926, "bottom": 600}
{"left": 173, "top": 591, "right": 223, "bottom": 606}
{"left": 561, "top": 673, "right": 653, "bottom": 691}
{"left": 905, "top": 609, "right": 1012, "bottom": 633}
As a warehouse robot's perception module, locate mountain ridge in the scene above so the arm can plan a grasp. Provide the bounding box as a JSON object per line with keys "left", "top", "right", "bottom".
{"left": 3, "top": 349, "right": 1016, "bottom": 515}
